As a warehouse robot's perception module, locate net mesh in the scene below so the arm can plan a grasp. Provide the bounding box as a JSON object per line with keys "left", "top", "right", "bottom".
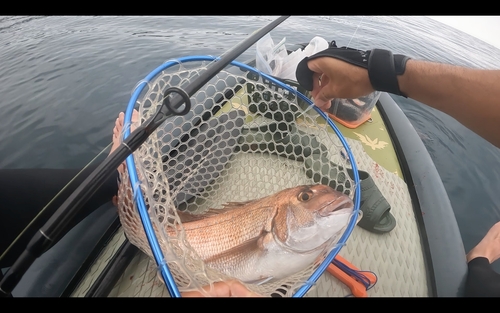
{"left": 116, "top": 59, "right": 356, "bottom": 297}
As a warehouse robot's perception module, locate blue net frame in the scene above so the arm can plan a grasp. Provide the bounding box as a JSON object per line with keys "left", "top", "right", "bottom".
{"left": 122, "top": 56, "right": 361, "bottom": 298}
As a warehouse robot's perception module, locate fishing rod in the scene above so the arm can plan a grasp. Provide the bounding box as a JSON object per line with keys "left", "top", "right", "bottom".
{"left": 0, "top": 15, "right": 290, "bottom": 297}
{"left": 0, "top": 143, "right": 112, "bottom": 268}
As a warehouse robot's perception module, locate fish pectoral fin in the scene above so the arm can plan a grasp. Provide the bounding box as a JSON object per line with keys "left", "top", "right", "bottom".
{"left": 205, "top": 232, "right": 270, "bottom": 265}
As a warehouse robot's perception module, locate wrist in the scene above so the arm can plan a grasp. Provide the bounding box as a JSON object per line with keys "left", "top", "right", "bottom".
{"left": 367, "top": 49, "right": 410, "bottom": 97}
{"left": 467, "top": 251, "right": 493, "bottom": 264}
{"left": 396, "top": 58, "right": 414, "bottom": 98}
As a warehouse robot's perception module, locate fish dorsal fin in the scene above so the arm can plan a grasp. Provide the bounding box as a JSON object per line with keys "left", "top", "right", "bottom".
{"left": 175, "top": 199, "right": 260, "bottom": 223}
{"left": 175, "top": 209, "right": 206, "bottom": 223}
{"left": 220, "top": 199, "right": 258, "bottom": 210}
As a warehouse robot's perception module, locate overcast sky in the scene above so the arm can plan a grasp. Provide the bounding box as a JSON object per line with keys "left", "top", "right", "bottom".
{"left": 428, "top": 16, "right": 500, "bottom": 50}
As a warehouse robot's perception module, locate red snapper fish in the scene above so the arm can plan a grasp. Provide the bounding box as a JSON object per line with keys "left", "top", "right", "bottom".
{"left": 117, "top": 184, "right": 354, "bottom": 284}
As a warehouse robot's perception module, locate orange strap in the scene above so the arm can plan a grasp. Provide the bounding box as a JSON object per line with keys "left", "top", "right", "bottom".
{"left": 326, "top": 255, "right": 376, "bottom": 297}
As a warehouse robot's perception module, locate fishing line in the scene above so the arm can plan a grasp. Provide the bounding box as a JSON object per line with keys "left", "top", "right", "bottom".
{"left": 346, "top": 16, "right": 364, "bottom": 49}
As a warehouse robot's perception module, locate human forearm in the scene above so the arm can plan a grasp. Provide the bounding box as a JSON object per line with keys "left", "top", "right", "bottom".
{"left": 297, "top": 45, "right": 500, "bottom": 148}
{"left": 398, "top": 60, "right": 500, "bottom": 148}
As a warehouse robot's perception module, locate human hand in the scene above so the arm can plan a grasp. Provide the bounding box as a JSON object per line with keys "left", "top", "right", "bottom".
{"left": 466, "top": 221, "right": 500, "bottom": 264}
{"left": 305, "top": 56, "right": 374, "bottom": 111}
{"left": 181, "top": 280, "right": 262, "bottom": 297}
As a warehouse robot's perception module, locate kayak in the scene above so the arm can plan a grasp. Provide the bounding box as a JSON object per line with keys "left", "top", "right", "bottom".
{"left": 9, "top": 42, "right": 467, "bottom": 298}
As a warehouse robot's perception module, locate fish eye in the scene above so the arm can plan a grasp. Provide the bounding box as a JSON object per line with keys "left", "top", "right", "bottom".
{"left": 298, "top": 190, "right": 313, "bottom": 202}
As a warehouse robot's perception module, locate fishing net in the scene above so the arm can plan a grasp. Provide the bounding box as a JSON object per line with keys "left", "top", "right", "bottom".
{"left": 116, "top": 56, "right": 360, "bottom": 297}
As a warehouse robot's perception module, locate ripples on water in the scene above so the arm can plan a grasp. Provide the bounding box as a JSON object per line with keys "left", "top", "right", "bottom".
{"left": 1, "top": 16, "right": 499, "bottom": 271}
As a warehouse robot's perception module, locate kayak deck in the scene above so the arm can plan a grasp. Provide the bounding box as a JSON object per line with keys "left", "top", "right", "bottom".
{"left": 71, "top": 100, "right": 429, "bottom": 297}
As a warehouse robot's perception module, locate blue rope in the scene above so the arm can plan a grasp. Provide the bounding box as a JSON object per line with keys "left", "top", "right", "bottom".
{"left": 123, "top": 56, "right": 361, "bottom": 297}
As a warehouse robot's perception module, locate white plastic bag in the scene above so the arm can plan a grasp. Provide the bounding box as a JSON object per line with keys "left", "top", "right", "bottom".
{"left": 256, "top": 35, "right": 329, "bottom": 81}
{"left": 256, "top": 33, "right": 288, "bottom": 76}
{"left": 279, "top": 36, "right": 329, "bottom": 81}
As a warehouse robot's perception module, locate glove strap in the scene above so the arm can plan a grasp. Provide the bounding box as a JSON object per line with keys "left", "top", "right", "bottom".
{"left": 368, "top": 49, "right": 410, "bottom": 97}
{"left": 295, "top": 45, "right": 410, "bottom": 97}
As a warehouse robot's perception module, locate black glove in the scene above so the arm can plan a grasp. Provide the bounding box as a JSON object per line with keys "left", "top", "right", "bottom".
{"left": 295, "top": 40, "right": 411, "bottom": 97}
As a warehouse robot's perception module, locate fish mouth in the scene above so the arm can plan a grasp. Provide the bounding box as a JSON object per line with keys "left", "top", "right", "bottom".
{"left": 317, "top": 196, "right": 353, "bottom": 217}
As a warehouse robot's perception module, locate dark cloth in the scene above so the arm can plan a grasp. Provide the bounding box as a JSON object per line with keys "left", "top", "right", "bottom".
{"left": 465, "top": 257, "right": 500, "bottom": 297}
{"left": 0, "top": 165, "right": 119, "bottom": 268}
